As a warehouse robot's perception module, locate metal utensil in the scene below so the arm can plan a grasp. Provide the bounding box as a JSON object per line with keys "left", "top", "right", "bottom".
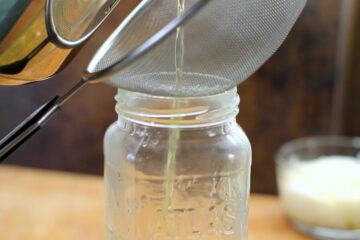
{"left": 0, "top": 0, "right": 120, "bottom": 85}
{"left": 104, "top": 0, "right": 308, "bottom": 97}
{"left": 0, "top": 0, "right": 307, "bottom": 161}
{"left": 0, "top": 0, "right": 210, "bottom": 161}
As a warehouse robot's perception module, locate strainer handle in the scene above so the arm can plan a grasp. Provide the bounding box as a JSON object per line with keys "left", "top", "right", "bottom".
{"left": 0, "top": 78, "right": 87, "bottom": 162}
{"left": 0, "top": 96, "right": 60, "bottom": 162}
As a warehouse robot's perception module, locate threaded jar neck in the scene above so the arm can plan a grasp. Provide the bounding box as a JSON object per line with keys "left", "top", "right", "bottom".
{"left": 115, "top": 87, "right": 239, "bottom": 128}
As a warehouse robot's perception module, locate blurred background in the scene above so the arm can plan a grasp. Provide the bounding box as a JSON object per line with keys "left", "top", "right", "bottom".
{"left": 0, "top": 0, "right": 359, "bottom": 194}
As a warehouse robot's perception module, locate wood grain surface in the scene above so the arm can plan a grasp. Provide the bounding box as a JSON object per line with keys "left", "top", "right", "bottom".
{"left": 0, "top": 165, "right": 314, "bottom": 240}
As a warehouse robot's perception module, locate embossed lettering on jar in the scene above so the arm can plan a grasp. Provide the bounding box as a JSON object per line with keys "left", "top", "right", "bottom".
{"left": 104, "top": 86, "right": 252, "bottom": 239}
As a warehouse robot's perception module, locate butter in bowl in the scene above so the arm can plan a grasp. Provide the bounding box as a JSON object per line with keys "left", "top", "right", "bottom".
{"left": 276, "top": 136, "right": 360, "bottom": 240}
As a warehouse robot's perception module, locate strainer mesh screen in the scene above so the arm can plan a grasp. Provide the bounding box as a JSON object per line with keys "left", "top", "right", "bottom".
{"left": 91, "top": 0, "right": 306, "bottom": 96}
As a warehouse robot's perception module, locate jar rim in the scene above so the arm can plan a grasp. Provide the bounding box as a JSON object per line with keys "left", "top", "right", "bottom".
{"left": 115, "top": 87, "right": 240, "bottom": 128}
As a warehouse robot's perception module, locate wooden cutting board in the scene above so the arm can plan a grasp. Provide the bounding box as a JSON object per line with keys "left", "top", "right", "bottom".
{"left": 0, "top": 165, "right": 313, "bottom": 240}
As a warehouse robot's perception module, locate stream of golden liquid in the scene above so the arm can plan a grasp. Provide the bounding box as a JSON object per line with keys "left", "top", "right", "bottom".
{"left": 163, "top": 0, "right": 185, "bottom": 238}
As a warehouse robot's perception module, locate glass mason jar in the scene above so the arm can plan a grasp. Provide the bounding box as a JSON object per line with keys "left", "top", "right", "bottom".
{"left": 104, "top": 87, "right": 252, "bottom": 240}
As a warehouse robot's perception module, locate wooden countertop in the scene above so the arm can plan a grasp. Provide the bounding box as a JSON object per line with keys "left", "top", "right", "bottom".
{"left": 0, "top": 165, "right": 313, "bottom": 240}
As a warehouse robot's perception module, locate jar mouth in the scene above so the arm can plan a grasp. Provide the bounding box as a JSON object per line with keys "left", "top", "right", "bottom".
{"left": 115, "top": 87, "right": 239, "bottom": 128}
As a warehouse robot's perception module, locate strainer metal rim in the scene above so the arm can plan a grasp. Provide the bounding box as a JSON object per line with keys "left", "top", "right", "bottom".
{"left": 83, "top": 0, "right": 212, "bottom": 82}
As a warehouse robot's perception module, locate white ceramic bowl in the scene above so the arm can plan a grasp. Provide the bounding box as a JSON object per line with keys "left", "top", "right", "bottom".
{"left": 276, "top": 136, "right": 360, "bottom": 240}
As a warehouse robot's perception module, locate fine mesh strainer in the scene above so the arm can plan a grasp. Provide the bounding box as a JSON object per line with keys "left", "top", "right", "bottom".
{"left": 0, "top": 0, "right": 307, "bottom": 160}
{"left": 95, "top": 0, "right": 307, "bottom": 97}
